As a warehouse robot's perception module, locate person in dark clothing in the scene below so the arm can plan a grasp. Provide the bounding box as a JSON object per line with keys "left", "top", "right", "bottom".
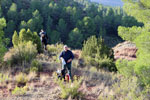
{"left": 59, "top": 45, "right": 74, "bottom": 80}
{"left": 39, "top": 29, "right": 48, "bottom": 50}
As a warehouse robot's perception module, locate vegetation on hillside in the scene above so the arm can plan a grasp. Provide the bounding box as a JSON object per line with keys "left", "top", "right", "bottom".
{"left": 118, "top": 0, "right": 150, "bottom": 86}
{"left": 0, "top": 0, "right": 142, "bottom": 48}
{"left": 0, "top": 0, "right": 150, "bottom": 100}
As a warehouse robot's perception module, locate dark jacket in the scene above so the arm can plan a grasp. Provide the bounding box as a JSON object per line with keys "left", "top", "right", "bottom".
{"left": 59, "top": 50, "right": 74, "bottom": 64}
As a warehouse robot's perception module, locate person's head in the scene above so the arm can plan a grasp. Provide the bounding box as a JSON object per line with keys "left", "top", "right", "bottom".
{"left": 41, "top": 29, "right": 44, "bottom": 32}
{"left": 64, "top": 45, "right": 68, "bottom": 51}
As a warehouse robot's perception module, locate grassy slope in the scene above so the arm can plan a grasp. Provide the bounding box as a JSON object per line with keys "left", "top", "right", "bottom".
{"left": 0, "top": 52, "right": 117, "bottom": 100}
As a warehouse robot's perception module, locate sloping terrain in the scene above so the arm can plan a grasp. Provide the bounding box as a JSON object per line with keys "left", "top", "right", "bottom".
{"left": 0, "top": 52, "right": 117, "bottom": 100}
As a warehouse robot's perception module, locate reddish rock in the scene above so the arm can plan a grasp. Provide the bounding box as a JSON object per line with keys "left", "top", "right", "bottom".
{"left": 113, "top": 41, "right": 137, "bottom": 61}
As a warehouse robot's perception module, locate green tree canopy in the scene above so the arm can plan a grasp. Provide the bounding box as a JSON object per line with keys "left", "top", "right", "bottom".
{"left": 12, "top": 28, "right": 42, "bottom": 52}
{"left": 117, "top": 0, "right": 150, "bottom": 85}
{"left": 68, "top": 28, "right": 83, "bottom": 49}
{"left": 0, "top": 18, "right": 8, "bottom": 62}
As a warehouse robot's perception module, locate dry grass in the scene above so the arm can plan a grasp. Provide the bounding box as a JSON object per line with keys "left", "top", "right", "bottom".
{"left": 40, "top": 74, "right": 50, "bottom": 84}
{"left": 72, "top": 50, "right": 82, "bottom": 59}
{"left": 2, "top": 50, "right": 147, "bottom": 100}
{"left": 27, "top": 72, "right": 37, "bottom": 82}
{"left": 15, "top": 73, "right": 28, "bottom": 85}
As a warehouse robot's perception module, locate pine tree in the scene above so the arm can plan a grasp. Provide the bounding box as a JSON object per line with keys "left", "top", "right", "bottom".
{"left": 12, "top": 31, "right": 19, "bottom": 47}
{"left": 46, "top": 16, "right": 53, "bottom": 43}
{"left": 50, "top": 30, "right": 60, "bottom": 44}
{"left": 81, "top": 36, "right": 114, "bottom": 70}
{"left": 57, "top": 18, "right": 68, "bottom": 43}
{"left": 0, "top": 18, "right": 8, "bottom": 62}
{"left": 32, "top": 32, "right": 42, "bottom": 53}
{"left": 20, "top": 21, "right": 27, "bottom": 30}
{"left": 7, "top": 3, "right": 18, "bottom": 22}
{"left": 27, "top": 10, "right": 43, "bottom": 32}
{"left": 16, "top": 28, "right": 42, "bottom": 53}
{"left": 19, "top": 28, "right": 27, "bottom": 42}
{"left": 68, "top": 28, "right": 83, "bottom": 49}
{"left": 117, "top": 0, "right": 150, "bottom": 85}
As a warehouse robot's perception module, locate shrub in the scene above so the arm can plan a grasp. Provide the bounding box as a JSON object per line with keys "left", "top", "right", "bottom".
{"left": 47, "top": 43, "right": 64, "bottom": 62}
{"left": 116, "top": 59, "right": 135, "bottom": 77}
{"left": 89, "top": 67, "right": 97, "bottom": 72}
{"left": 30, "top": 59, "right": 43, "bottom": 72}
{"left": 15, "top": 73, "right": 28, "bottom": 85}
{"left": 12, "top": 29, "right": 42, "bottom": 53}
{"left": 116, "top": 57, "right": 150, "bottom": 86}
{"left": 4, "top": 41, "right": 37, "bottom": 65}
{"left": 27, "top": 71, "right": 37, "bottom": 82}
{"left": 47, "top": 44, "right": 58, "bottom": 56}
{"left": 82, "top": 36, "right": 116, "bottom": 71}
{"left": 47, "top": 43, "right": 64, "bottom": 55}
{"left": 0, "top": 73, "right": 9, "bottom": 83}
{"left": 0, "top": 18, "right": 9, "bottom": 63}
{"left": 54, "top": 74, "right": 83, "bottom": 99}
{"left": 100, "top": 76, "right": 145, "bottom": 100}
{"left": 12, "top": 86, "right": 28, "bottom": 95}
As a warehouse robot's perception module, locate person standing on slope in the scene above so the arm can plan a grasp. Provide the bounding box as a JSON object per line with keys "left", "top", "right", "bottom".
{"left": 39, "top": 29, "right": 48, "bottom": 50}
{"left": 59, "top": 45, "right": 74, "bottom": 81}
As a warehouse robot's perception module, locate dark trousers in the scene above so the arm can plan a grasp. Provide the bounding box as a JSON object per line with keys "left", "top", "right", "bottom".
{"left": 62, "top": 63, "right": 72, "bottom": 80}
{"left": 42, "top": 39, "right": 47, "bottom": 50}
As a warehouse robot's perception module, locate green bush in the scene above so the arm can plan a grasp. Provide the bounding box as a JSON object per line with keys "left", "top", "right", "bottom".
{"left": 12, "top": 28, "right": 42, "bottom": 53}
{"left": 116, "top": 59, "right": 135, "bottom": 77}
{"left": 82, "top": 36, "right": 116, "bottom": 71}
{"left": 0, "top": 18, "right": 9, "bottom": 63}
{"left": 96, "top": 57, "right": 116, "bottom": 71}
{"left": 12, "top": 86, "right": 28, "bottom": 95}
{"left": 30, "top": 59, "right": 43, "bottom": 72}
{"left": 47, "top": 43, "right": 64, "bottom": 62}
{"left": 0, "top": 73, "right": 9, "bottom": 83}
{"left": 54, "top": 74, "right": 83, "bottom": 99}
{"left": 4, "top": 41, "right": 37, "bottom": 66}
{"left": 47, "top": 44, "right": 58, "bottom": 55}
{"left": 47, "top": 43, "right": 64, "bottom": 55}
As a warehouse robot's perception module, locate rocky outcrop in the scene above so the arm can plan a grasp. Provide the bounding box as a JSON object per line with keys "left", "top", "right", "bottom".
{"left": 113, "top": 41, "right": 137, "bottom": 61}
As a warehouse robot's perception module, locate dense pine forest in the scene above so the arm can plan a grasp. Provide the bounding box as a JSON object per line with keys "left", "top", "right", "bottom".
{"left": 0, "top": 0, "right": 142, "bottom": 48}
{"left": 1, "top": 0, "right": 150, "bottom": 100}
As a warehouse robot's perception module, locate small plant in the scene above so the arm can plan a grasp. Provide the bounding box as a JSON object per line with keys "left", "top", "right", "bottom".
{"left": 30, "top": 59, "right": 43, "bottom": 72}
{"left": 0, "top": 73, "right": 9, "bottom": 83}
{"left": 27, "top": 71, "right": 37, "bottom": 82}
{"left": 12, "top": 86, "right": 28, "bottom": 95}
{"left": 47, "top": 45, "right": 58, "bottom": 55}
{"left": 15, "top": 73, "right": 28, "bottom": 85}
{"left": 47, "top": 43, "right": 64, "bottom": 62}
{"left": 89, "top": 67, "right": 97, "bottom": 72}
{"left": 54, "top": 73, "right": 83, "bottom": 99}
{"left": 47, "top": 43, "right": 64, "bottom": 55}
